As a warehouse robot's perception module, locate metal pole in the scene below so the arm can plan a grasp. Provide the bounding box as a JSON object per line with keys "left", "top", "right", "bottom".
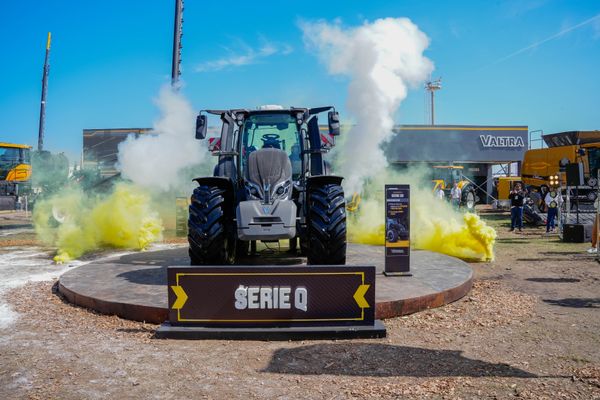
{"left": 596, "top": 170, "right": 600, "bottom": 261}
{"left": 171, "top": 0, "right": 184, "bottom": 88}
{"left": 38, "top": 32, "right": 51, "bottom": 152}
{"left": 430, "top": 90, "right": 435, "bottom": 125}
{"left": 557, "top": 176, "right": 562, "bottom": 238}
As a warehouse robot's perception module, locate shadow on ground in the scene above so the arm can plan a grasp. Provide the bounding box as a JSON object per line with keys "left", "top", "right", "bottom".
{"left": 263, "top": 343, "right": 537, "bottom": 378}
{"left": 496, "top": 239, "right": 533, "bottom": 244}
{"left": 526, "top": 277, "right": 581, "bottom": 283}
{"left": 0, "top": 223, "right": 33, "bottom": 230}
{"left": 112, "top": 248, "right": 189, "bottom": 266}
{"left": 541, "top": 251, "right": 585, "bottom": 256}
{"left": 112, "top": 247, "right": 305, "bottom": 268}
{"left": 117, "top": 266, "right": 166, "bottom": 285}
{"left": 543, "top": 298, "right": 600, "bottom": 308}
{"left": 113, "top": 247, "right": 305, "bottom": 285}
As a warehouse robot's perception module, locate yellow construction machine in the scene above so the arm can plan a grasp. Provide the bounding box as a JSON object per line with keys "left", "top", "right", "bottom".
{"left": 0, "top": 142, "right": 32, "bottom": 195}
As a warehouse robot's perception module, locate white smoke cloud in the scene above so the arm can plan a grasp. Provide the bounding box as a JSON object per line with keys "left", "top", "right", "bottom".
{"left": 196, "top": 41, "right": 294, "bottom": 72}
{"left": 301, "top": 18, "right": 434, "bottom": 194}
{"left": 117, "top": 85, "right": 211, "bottom": 192}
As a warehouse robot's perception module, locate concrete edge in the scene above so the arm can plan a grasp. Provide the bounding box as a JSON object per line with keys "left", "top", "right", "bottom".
{"left": 58, "top": 280, "right": 167, "bottom": 324}
{"left": 375, "top": 270, "right": 473, "bottom": 319}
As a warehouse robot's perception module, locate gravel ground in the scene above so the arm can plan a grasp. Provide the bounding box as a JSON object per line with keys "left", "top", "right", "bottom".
{"left": 1, "top": 210, "right": 600, "bottom": 399}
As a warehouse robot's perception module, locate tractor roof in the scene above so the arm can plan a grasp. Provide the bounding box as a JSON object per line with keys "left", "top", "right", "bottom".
{"left": 205, "top": 106, "right": 334, "bottom": 117}
{"left": 0, "top": 142, "right": 32, "bottom": 149}
{"left": 432, "top": 165, "right": 464, "bottom": 170}
{"left": 543, "top": 130, "right": 600, "bottom": 147}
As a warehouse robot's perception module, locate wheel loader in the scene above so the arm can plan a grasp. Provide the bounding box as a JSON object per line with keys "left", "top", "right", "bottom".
{"left": 188, "top": 105, "right": 346, "bottom": 265}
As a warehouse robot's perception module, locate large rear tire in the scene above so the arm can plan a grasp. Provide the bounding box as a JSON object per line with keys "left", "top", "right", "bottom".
{"left": 306, "top": 183, "right": 347, "bottom": 265}
{"left": 188, "top": 185, "right": 235, "bottom": 265}
{"left": 461, "top": 184, "right": 476, "bottom": 211}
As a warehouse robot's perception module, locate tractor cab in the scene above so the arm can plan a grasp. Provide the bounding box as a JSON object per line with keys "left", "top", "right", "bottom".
{"left": 0, "top": 143, "right": 31, "bottom": 182}
{"left": 0, "top": 143, "right": 32, "bottom": 196}
{"left": 240, "top": 112, "right": 303, "bottom": 185}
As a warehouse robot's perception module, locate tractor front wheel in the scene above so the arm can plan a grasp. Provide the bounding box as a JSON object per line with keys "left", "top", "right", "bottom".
{"left": 188, "top": 185, "right": 236, "bottom": 265}
{"left": 306, "top": 183, "right": 347, "bottom": 265}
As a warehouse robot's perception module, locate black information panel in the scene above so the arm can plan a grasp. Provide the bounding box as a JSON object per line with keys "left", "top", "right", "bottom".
{"left": 166, "top": 265, "right": 376, "bottom": 327}
{"left": 385, "top": 184, "right": 410, "bottom": 274}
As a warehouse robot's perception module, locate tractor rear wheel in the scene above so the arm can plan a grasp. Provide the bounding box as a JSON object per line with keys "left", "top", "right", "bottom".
{"left": 306, "top": 183, "right": 347, "bottom": 265}
{"left": 188, "top": 185, "right": 235, "bottom": 265}
{"left": 461, "top": 184, "right": 476, "bottom": 211}
{"left": 464, "top": 190, "right": 476, "bottom": 211}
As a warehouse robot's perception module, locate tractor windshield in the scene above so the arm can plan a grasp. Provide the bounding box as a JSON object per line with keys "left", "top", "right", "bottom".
{"left": 0, "top": 147, "right": 25, "bottom": 180}
{"left": 241, "top": 113, "right": 302, "bottom": 180}
{"left": 588, "top": 148, "right": 600, "bottom": 181}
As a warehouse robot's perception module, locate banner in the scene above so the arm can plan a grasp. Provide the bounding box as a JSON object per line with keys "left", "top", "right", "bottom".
{"left": 384, "top": 184, "right": 410, "bottom": 274}
{"left": 166, "top": 265, "right": 376, "bottom": 327}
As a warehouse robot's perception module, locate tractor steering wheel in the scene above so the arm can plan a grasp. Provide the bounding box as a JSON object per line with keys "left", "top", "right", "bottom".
{"left": 261, "top": 134, "right": 280, "bottom": 142}
{"left": 261, "top": 133, "right": 281, "bottom": 149}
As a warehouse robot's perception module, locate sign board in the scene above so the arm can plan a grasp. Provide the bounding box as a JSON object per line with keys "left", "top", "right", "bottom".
{"left": 166, "top": 265, "right": 376, "bottom": 327}
{"left": 385, "top": 184, "right": 410, "bottom": 274}
{"left": 386, "top": 125, "right": 528, "bottom": 163}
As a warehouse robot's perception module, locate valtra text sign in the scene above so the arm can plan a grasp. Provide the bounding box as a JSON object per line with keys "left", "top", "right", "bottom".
{"left": 167, "top": 265, "right": 376, "bottom": 327}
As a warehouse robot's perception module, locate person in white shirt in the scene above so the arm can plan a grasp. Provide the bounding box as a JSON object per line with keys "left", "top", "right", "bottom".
{"left": 436, "top": 187, "right": 445, "bottom": 200}
{"left": 544, "top": 188, "right": 562, "bottom": 233}
{"left": 450, "top": 183, "right": 461, "bottom": 209}
{"left": 588, "top": 198, "right": 599, "bottom": 254}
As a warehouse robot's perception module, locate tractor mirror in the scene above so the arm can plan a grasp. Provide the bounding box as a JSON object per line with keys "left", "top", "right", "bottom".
{"left": 195, "top": 115, "right": 207, "bottom": 139}
{"left": 328, "top": 111, "right": 340, "bottom": 136}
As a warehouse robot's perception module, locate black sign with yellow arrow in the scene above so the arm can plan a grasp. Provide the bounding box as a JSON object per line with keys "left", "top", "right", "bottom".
{"left": 166, "top": 265, "right": 376, "bottom": 327}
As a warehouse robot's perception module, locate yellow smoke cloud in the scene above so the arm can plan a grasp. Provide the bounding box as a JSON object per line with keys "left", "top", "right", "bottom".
{"left": 347, "top": 169, "right": 496, "bottom": 262}
{"left": 33, "top": 183, "right": 163, "bottom": 263}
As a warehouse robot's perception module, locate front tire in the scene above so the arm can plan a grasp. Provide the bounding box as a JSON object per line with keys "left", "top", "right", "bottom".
{"left": 188, "top": 185, "right": 235, "bottom": 265}
{"left": 306, "top": 183, "right": 347, "bottom": 265}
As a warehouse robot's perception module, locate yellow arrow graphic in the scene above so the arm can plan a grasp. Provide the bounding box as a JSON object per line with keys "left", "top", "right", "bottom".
{"left": 171, "top": 285, "right": 188, "bottom": 310}
{"left": 353, "top": 284, "right": 370, "bottom": 308}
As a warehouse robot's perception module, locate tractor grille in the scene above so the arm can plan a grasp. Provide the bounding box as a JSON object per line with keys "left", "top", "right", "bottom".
{"left": 253, "top": 216, "right": 282, "bottom": 224}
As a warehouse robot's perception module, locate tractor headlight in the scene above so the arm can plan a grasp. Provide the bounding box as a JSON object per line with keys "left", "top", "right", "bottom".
{"left": 272, "top": 180, "right": 291, "bottom": 200}
{"left": 245, "top": 182, "right": 262, "bottom": 200}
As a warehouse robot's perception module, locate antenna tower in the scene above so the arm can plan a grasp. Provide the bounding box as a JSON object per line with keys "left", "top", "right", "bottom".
{"left": 425, "top": 78, "right": 442, "bottom": 125}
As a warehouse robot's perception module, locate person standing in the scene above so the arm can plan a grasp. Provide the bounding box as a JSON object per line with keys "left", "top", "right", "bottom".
{"left": 450, "top": 182, "right": 461, "bottom": 209}
{"left": 436, "top": 187, "right": 445, "bottom": 201}
{"left": 588, "top": 200, "right": 599, "bottom": 254}
{"left": 509, "top": 182, "right": 525, "bottom": 232}
{"left": 544, "top": 188, "right": 563, "bottom": 233}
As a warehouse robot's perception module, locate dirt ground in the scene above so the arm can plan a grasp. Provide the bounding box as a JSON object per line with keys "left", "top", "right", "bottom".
{"left": 1, "top": 210, "right": 600, "bottom": 399}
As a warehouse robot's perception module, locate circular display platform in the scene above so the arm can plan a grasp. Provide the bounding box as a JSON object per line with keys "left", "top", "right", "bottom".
{"left": 58, "top": 244, "right": 473, "bottom": 323}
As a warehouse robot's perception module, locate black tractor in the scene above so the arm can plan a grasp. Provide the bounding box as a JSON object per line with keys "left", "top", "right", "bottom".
{"left": 188, "top": 105, "right": 346, "bottom": 265}
{"left": 386, "top": 218, "right": 409, "bottom": 243}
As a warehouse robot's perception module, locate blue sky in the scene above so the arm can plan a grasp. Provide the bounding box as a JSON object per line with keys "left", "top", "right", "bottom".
{"left": 1, "top": 0, "right": 599, "bottom": 160}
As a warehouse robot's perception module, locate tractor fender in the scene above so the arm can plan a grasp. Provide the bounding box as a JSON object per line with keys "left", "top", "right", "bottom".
{"left": 307, "top": 175, "right": 344, "bottom": 189}
{"left": 192, "top": 177, "right": 236, "bottom": 210}
{"left": 192, "top": 176, "right": 235, "bottom": 193}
